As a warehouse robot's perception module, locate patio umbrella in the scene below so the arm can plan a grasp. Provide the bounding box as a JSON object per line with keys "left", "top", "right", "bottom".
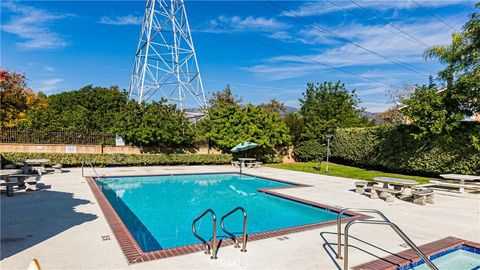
{"left": 231, "top": 141, "right": 258, "bottom": 153}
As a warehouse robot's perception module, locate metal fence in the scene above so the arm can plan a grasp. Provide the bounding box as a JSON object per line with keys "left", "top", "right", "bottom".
{"left": 0, "top": 128, "right": 116, "bottom": 145}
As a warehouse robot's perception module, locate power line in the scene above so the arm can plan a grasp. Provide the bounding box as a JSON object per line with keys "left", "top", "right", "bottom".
{"left": 411, "top": 0, "right": 457, "bottom": 31}
{"left": 348, "top": 0, "right": 430, "bottom": 47}
{"left": 188, "top": 14, "right": 396, "bottom": 89}
{"left": 204, "top": 79, "right": 296, "bottom": 93}
{"left": 262, "top": 0, "right": 430, "bottom": 78}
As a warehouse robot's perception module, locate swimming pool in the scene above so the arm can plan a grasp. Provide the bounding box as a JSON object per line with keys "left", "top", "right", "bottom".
{"left": 398, "top": 244, "right": 480, "bottom": 270}
{"left": 356, "top": 237, "right": 480, "bottom": 270}
{"left": 91, "top": 173, "right": 352, "bottom": 259}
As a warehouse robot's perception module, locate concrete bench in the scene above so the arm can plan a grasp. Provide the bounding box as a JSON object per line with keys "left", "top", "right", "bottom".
{"left": 32, "top": 166, "right": 46, "bottom": 176}
{"left": 370, "top": 186, "right": 401, "bottom": 202}
{"left": 9, "top": 174, "right": 39, "bottom": 191}
{"left": 0, "top": 180, "right": 18, "bottom": 197}
{"left": 354, "top": 181, "right": 378, "bottom": 194}
{"left": 52, "top": 164, "right": 63, "bottom": 174}
{"left": 247, "top": 162, "right": 263, "bottom": 168}
{"left": 24, "top": 176, "right": 39, "bottom": 191}
{"left": 231, "top": 161, "right": 241, "bottom": 168}
{"left": 411, "top": 188, "right": 434, "bottom": 205}
{"left": 430, "top": 180, "right": 480, "bottom": 192}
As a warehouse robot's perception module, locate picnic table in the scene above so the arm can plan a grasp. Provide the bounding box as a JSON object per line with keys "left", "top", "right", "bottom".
{"left": 0, "top": 169, "right": 22, "bottom": 179}
{"left": 238, "top": 158, "right": 256, "bottom": 168}
{"left": 372, "top": 177, "right": 419, "bottom": 195}
{"left": 439, "top": 174, "right": 480, "bottom": 193}
{"left": 0, "top": 169, "right": 21, "bottom": 197}
{"left": 21, "top": 159, "right": 50, "bottom": 175}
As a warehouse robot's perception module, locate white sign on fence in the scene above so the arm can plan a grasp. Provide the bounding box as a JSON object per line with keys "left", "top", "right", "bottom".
{"left": 115, "top": 134, "right": 125, "bottom": 146}
{"left": 66, "top": 145, "right": 77, "bottom": 153}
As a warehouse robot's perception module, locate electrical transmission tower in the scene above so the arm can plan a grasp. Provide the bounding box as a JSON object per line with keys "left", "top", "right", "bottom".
{"left": 128, "top": 0, "right": 206, "bottom": 110}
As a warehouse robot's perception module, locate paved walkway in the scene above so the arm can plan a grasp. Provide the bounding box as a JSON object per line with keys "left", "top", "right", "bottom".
{"left": 1, "top": 166, "right": 479, "bottom": 269}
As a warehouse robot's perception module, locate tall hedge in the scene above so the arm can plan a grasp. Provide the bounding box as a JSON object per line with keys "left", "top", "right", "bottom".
{"left": 332, "top": 125, "right": 480, "bottom": 175}
{"left": 0, "top": 152, "right": 232, "bottom": 167}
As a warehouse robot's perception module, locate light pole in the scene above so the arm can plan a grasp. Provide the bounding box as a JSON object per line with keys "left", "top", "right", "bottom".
{"left": 326, "top": 134, "right": 333, "bottom": 172}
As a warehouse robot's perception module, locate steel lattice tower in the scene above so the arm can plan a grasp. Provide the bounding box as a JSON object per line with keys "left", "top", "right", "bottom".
{"left": 128, "top": 0, "right": 206, "bottom": 110}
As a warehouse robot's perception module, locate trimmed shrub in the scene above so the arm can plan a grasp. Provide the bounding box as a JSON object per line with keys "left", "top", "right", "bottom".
{"left": 331, "top": 125, "right": 480, "bottom": 175}
{"left": 0, "top": 152, "right": 232, "bottom": 167}
{"left": 293, "top": 140, "right": 327, "bottom": 162}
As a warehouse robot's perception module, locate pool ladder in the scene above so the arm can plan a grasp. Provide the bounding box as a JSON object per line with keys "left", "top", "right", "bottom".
{"left": 81, "top": 161, "right": 105, "bottom": 179}
{"left": 336, "top": 208, "right": 438, "bottom": 270}
{"left": 192, "top": 207, "right": 248, "bottom": 260}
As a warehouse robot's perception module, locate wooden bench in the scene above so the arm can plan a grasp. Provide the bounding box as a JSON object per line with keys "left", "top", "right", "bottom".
{"left": 430, "top": 180, "right": 480, "bottom": 192}
{"left": 354, "top": 181, "right": 378, "bottom": 194}
{"left": 411, "top": 188, "right": 434, "bottom": 205}
{"left": 369, "top": 186, "right": 401, "bottom": 202}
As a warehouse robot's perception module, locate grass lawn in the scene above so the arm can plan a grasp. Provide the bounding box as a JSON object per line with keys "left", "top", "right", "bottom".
{"left": 265, "top": 162, "right": 432, "bottom": 184}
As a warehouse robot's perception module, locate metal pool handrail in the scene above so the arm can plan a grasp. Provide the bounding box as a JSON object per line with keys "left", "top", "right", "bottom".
{"left": 344, "top": 219, "right": 438, "bottom": 270}
{"left": 336, "top": 208, "right": 390, "bottom": 259}
{"left": 220, "top": 206, "right": 248, "bottom": 252}
{"left": 192, "top": 209, "right": 218, "bottom": 259}
{"left": 81, "top": 161, "right": 104, "bottom": 179}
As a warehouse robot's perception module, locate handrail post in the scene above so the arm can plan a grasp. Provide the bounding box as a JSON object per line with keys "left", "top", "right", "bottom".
{"left": 336, "top": 208, "right": 390, "bottom": 259}
{"left": 211, "top": 216, "right": 217, "bottom": 259}
{"left": 343, "top": 220, "right": 438, "bottom": 270}
{"left": 220, "top": 207, "right": 248, "bottom": 252}
{"left": 192, "top": 209, "right": 218, "bottom": 259}
{"left": 344, "top": 222, "right": 350, "bottom": 270}
{"left": 241, "top": 210, "right": 247, "bottom": 252}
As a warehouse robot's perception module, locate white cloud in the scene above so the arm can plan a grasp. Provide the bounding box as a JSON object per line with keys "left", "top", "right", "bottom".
{"left": 245, "top": 17, "right": 461, "bottom": 80}
{"left": 99, "top": 15, "right": 142, "bottom": 26}
{"left": 244, "top": 63, "right": 328, "bottom": 81}
{"left": 45, "top": 66, "right": 55, "bottom": 72}
{"left": 37, "top": 78, "right": 63, "bottom": 92}
{"left": 2, "top": 2, "right": 71, "bottom": 50}
{"left": 202, "top": 15, "right": 290, "bottom": 34}
{"left": 350, "top": 82, "right": 388, "bottom": 96}
{"left": 284, "top": 0, "right": 468, "bottom": 17}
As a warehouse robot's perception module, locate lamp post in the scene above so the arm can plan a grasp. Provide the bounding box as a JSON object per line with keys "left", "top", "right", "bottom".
{"left": 326, "top": 134, "right": 333, "bottom": 172}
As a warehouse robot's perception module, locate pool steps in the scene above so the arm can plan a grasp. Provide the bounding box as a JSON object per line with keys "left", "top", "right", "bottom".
{"left": 192, "top": 207, "right": 248, "bottom": 259}
{"left": 336, "top": 208, "right": 438, "bottom": 270}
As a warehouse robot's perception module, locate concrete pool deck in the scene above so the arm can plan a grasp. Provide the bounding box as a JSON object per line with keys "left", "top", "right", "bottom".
{"left": 1, "top": 165, "right": 479, "bottom": 269}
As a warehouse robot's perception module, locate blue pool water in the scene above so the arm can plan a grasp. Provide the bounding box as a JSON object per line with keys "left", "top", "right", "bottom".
{"left": 95, "top": 173, "right": 345, "bottom": 251}
{"left": 399, "top": 245, "right": 480, "bottom": 270}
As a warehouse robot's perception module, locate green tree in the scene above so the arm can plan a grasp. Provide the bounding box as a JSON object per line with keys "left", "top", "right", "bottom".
{"left": 284, "top": 112, "right": 304, "bottom": 145}
{"left": 299, "top": 81, "right": 371, "bottom": 142}
{"left": 423, "top": 2, "right": 479, "bottom": 121}
{"left": 403, "top": 85, "right": 459, "bottom": 137}
{"left": 113, "top": 101, "right": 194, "bottom": 147}
{"left": 201, "top": 85, "right": 291, "bottom": 151}
{"left": 402, "top": 3, "right": 479, "bottom": 141}
{"left": 22, "top": 85, "right": 128, "bottom": 132}
{"left": 261, "top": 99, "right": 287, "bottom": 116}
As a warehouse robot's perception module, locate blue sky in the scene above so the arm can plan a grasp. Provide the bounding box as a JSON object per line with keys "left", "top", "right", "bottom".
{"left": 1, "top": 0, "right": 476, "bottom": 112}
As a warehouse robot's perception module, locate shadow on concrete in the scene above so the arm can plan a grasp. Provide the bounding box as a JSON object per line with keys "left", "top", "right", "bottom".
{"left": 0, "top": 189, "right": 98, "bottom": 259}
{"left": 319, "top": 231, "right": 410, "bottom": 269}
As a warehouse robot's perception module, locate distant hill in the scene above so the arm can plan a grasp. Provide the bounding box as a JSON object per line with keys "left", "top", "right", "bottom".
{"left": 285, "top": 106, "right": 299, "bottom": 114}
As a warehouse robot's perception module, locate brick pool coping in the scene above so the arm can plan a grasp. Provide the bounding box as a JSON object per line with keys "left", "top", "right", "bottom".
{"left": 86, "top": 171, "right": 367, "bottom": 264}
{"left": 353, "top": 236, "right": 480, "bottom": 270}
